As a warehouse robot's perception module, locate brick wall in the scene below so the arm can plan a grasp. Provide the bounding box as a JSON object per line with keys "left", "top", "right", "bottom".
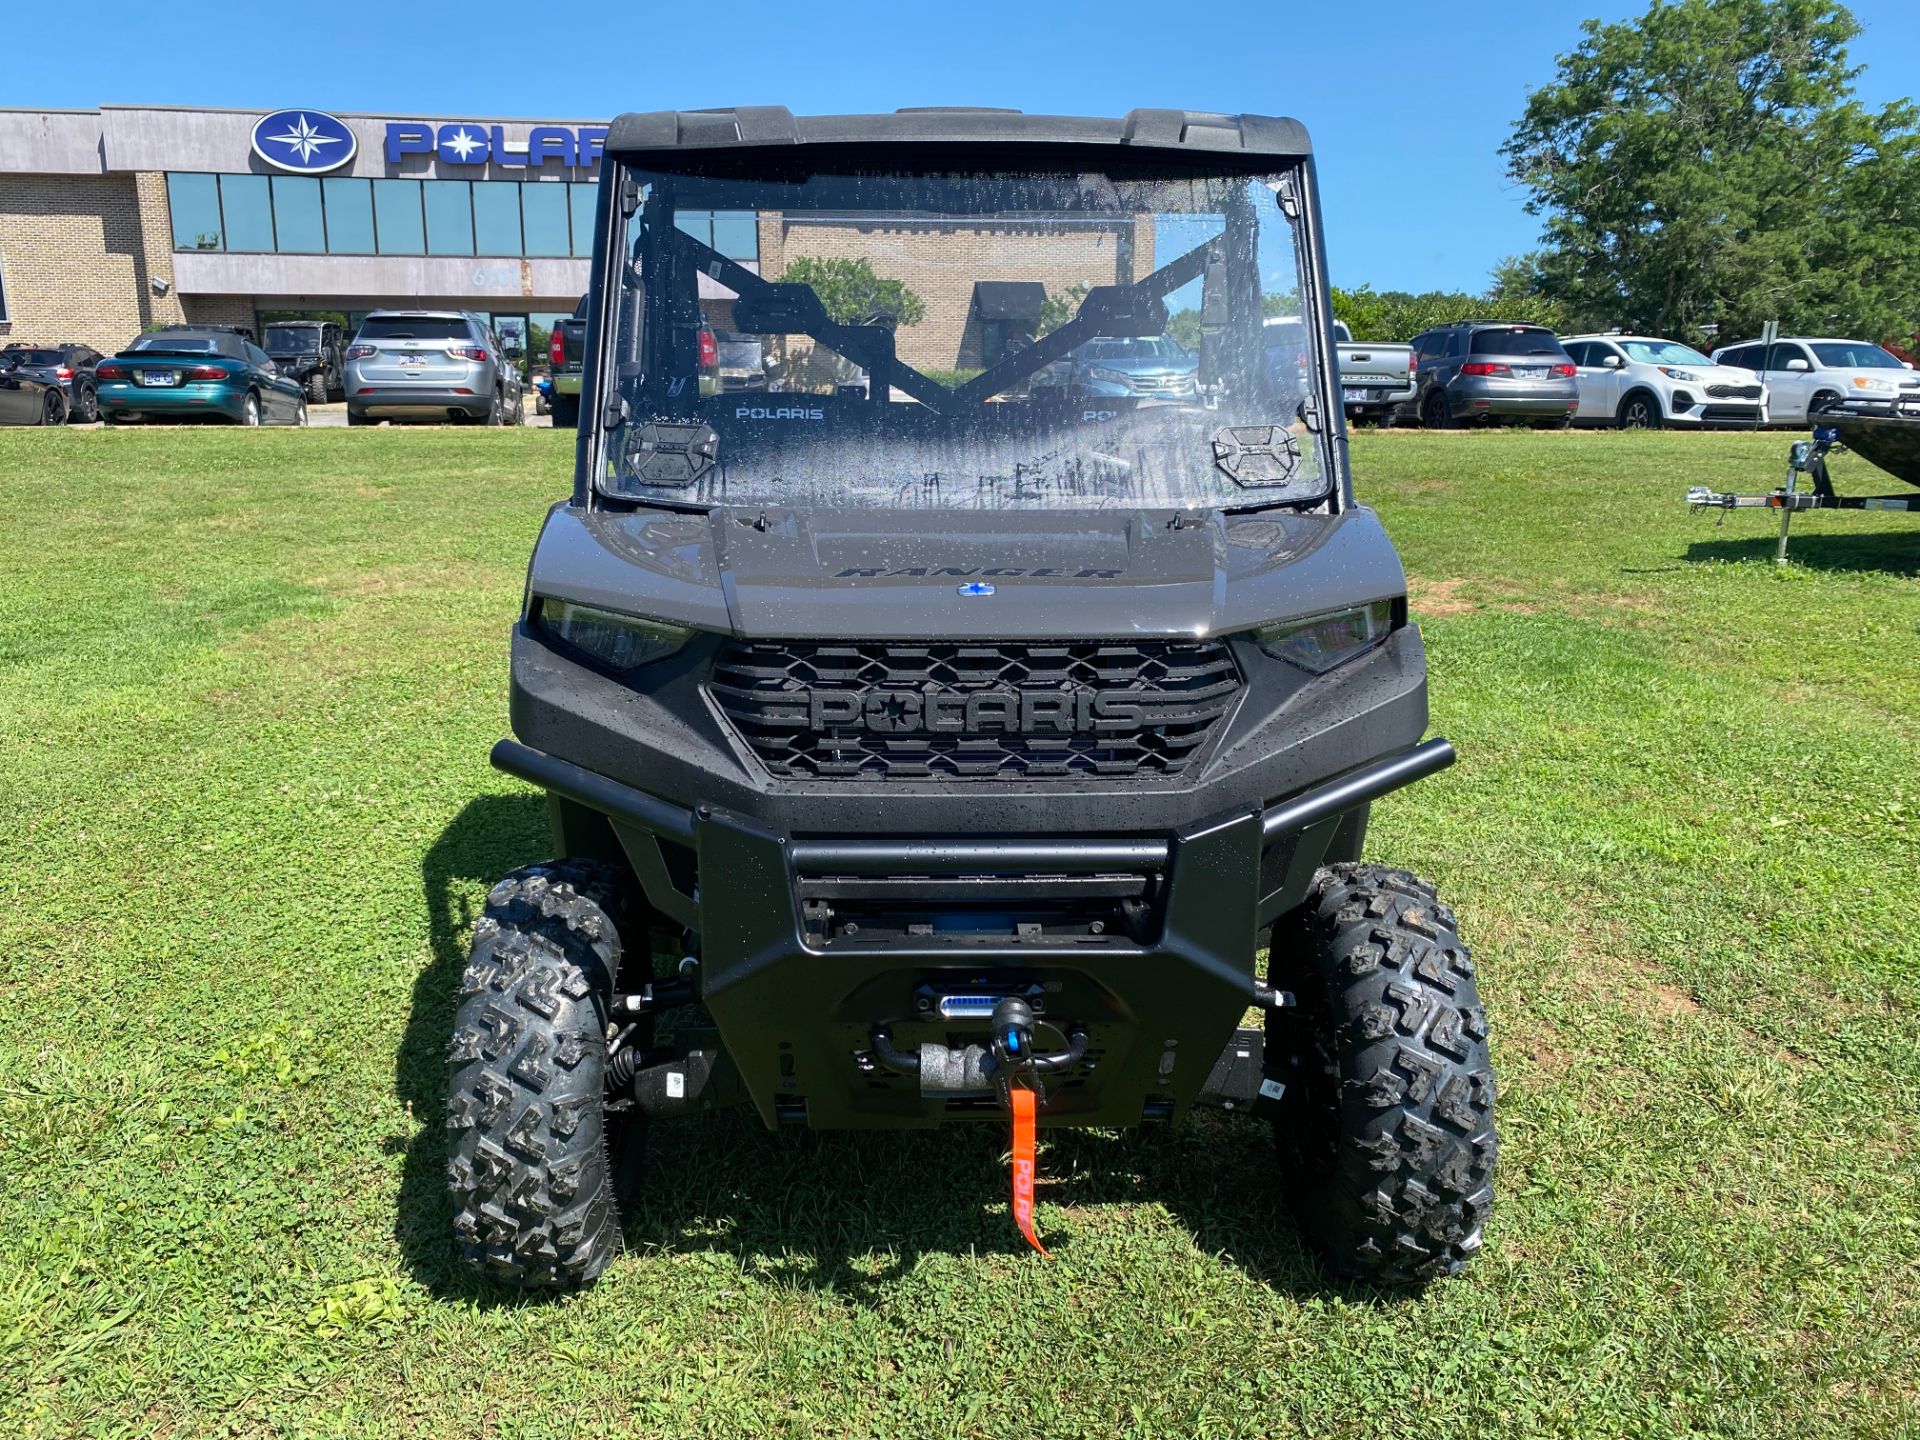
{"left": 0, "top": 173, "right": 170, "bottom": 352}
{"left": 750, "top": 217, "right": 1156, "bottom": 372}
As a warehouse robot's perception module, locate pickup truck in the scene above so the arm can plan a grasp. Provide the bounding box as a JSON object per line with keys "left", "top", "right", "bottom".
{"left": 1333, "top": 320, "right": 1416, "bottom": 427}
{"left": 546, "top": 296, "right": 587, "bottom": 428}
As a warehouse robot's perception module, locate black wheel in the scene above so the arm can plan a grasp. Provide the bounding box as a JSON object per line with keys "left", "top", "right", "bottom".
{"left": 485, "top": 390, "right": 504, "bottom": 426}
{"left": 347, "top": 409, "right": 372, "bottom": 427}
{"left": 1808, "top": 391, "right": 1842, "bottom": 419}
{"left": 549, "top": 393, "right": 580, "bottom": 429}
{"left": 239, "top": 392, "right": 261, "bottom": 427}
{"left": 293, "top": 399, "right": 309, "bottom": 427}
{"left": 306, "top": 371, "right": 330, "bottom": 405}
{"left": 1616, "top": 391, "right": 1662, "bottom": 429}
{"left": 1420, "top": 389, "right": 1452, "bottom": 429}
{"left": 1267, "top": 864, "right": 1497, "bottom": 1285}
{"left": 73, "top": 384, "right": 99, "bottom": 425}
{"left": 512, "top": 388, "right": 526, "bottom": 426}
{"left": 1376, "top": 409, "right": 1397, "bottom": 431}
{"left": 446, "top": 860, "right": 637, "bottom": 1289}
{"left": 37, "top": 387, "right": 68, "bottom": 426}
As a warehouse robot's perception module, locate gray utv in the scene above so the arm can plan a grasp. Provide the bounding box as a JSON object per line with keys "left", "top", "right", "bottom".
{"left": 447, "top": 105, "right": 1497, "bottom": 1288}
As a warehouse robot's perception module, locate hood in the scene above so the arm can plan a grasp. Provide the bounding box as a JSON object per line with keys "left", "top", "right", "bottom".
{"left": 529, "top": 503, "right": 1407, "bottom": 641}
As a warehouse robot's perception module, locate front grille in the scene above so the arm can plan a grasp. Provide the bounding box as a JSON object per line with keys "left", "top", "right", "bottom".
{"left": 710, "top": 639, "right": 1241, "bottom": 781}
{"left": 1707, "top": 383, "right": 1764, "bottom": 399}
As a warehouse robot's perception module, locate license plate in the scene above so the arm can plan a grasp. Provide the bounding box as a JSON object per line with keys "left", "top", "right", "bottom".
{"left": 137, "top": 369, "right": 179, "bottom": 387}
{"left": 1343, "top": 387, "right": 1368, "bottom": 403}
{"left": 397, "top": 353, "right": 427, "bottom": 371}
{"left": 1515, "top": 366, "right": 1546, "bottom": 379}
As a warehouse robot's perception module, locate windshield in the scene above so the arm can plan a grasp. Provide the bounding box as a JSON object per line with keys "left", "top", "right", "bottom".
{"left": 598, "top": 160, "right": 1331, "bottom": 511}
{"left": 265, "top": 327, "right": 320, "bottom": 352}
{"left": 1621, "top": 339, "right": 1711, "bottom": 366}
{"left": 1810, "top": 342, "right": 1904, "bottom": 369}
{"left": 357, "top": 317, "right": 471, "bottom": 342}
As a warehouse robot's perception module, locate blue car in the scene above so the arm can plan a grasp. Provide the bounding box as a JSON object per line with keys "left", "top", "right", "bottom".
{"left": 96, "top": 327, "right": 308, "bottom": 425}
{"left": 1031, "top": 334, "right": 1198, "bottom": 401}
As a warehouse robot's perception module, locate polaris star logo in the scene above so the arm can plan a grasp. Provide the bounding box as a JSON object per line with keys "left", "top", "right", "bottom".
{"left": 957, "top": 581, "right": 994, "bottom": 596}
{"left": 251, "top": 110, "right": 357, "bottom": 175}
{"left": 807, "top": 689, "right": 1147, "bottom": 735}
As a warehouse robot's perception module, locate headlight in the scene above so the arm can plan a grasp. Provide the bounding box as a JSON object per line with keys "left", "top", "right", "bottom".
{"left": 1659, "top": 367, "right": 1702, "bottom": 382}
{"left": 537, "top": 598, "right": 693, "bottom": 670}
{"left": 1851, "top": 376, "right": 1897, "bottom": 394}
{"left": 1088, "top": 366, "right": 1131, "bottom": 385}
{"left": 1252, "top": 599, "right": 1396, "bottom": 673}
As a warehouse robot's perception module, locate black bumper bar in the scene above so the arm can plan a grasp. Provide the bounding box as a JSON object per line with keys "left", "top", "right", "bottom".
{"left": 489, "top": 736, "right": 1456, "bottom": 861}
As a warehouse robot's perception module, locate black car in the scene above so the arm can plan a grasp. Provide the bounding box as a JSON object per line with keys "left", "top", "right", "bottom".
{"left": 0, "top": 342, "right": 104, "bottom": 423}
{"left": 263, "top": 321, "right": 348, "bottom": 404}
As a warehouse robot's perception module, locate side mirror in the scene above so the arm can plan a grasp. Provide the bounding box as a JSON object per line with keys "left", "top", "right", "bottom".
{"left": 1785, "top": 357, "right": 1811, "bottom": 372}
{"left": 1602, "top": 354, "right": 1623, "bottom": 369}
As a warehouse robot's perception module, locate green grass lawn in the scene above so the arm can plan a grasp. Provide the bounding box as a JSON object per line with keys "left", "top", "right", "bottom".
{"left": 1, "top": 426, "right": 1915, "bottom": 1439}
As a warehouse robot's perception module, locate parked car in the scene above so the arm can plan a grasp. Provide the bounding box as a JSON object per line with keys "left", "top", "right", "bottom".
{"left": 345, "top": 311, "right": 524, "bottom": 426}
{"left": 1332, "top": 320, "right": 1415, "bottom": 427}
{"left": 1562, "top": 334, "right": 1767, "bottom": 429}
{"left": 1030, "top": 333, "right": 1198, "bottom": 401}
{"left": 712, "top": 330, "right": 770, "bottom": 392}
{"left": 0, "top": 350, "right": 69, "bottom": 425}
{"left": 547, "top": 295, "right": 587, "bottom": 428}
{"left": 1408, "top": 322, "right": 1579, "bottom": 427}
{"left": 0, "top": 342, "right": 104, "bottom": 423}
{"left": 94, "top": 329, "right": 307, "bottom": 425}
{"left": 263, "top": 320, "right": 348, "bottom": 404}
{"left": 1710, "top": 336, "right": 1920, "bottom": 425}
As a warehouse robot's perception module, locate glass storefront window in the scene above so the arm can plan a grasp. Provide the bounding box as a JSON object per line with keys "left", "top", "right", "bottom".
{"left": 570, "top": 183, "right": 596, "bottom": 257}
{"left": 323, "top": 178, "right": 375, "bottom": 253}
{"left": 220, "top": 175, "right": 275, "bottom": 253}
{"left": 522, "top": 182, "right": 571, "bottom": 256}
{"left": 473, "top": 183, "right": 522, "bottom": 255}
{"left": 424, "top": 182, "right": 475, "bottom": 256}
{"left": 168, "top": 173, "right": 223, "bottom": 251}
{"left": 712, "top": 211, "right": 759, "bottom": 262}
{"left": 373, "top": 180, "right": 425, "bottom": 255}
{"left": 271, "top": 176, "right": 325, "bottom": 253}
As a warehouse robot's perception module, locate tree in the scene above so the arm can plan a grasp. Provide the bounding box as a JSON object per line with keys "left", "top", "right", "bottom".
{"left": 775, "top": 256, "right": 925, "bottom": 328}
{"left": 1503, "top": 0, "right": 1920, "bottom": 345}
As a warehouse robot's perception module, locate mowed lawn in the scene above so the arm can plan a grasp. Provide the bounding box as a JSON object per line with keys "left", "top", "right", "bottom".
{"left": 1, "top": 425, "right": 1916, "bottom": 1439}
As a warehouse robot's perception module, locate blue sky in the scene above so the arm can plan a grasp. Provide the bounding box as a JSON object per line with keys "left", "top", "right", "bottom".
{"left": 25, "top": 0, "right": 1920, "bottom": 293}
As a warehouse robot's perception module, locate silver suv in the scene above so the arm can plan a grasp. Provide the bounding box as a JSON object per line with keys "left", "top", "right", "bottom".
{"left": 344, "top": 311, "right": 524, "bottom": 426}
{"left": 1409, "top": 321, "right": 1579, "bottom": 427}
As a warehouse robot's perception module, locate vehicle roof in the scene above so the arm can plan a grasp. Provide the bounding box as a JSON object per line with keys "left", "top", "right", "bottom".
{"left": 361, "top": 309, "right": 474, "bottom": 318}
{"left": 1715, "top": 336, "right": 1880, "bottom": 348}
{"left": 604, "top": 106, "right": 1310, "bottom": 161}
{"left": 1563, "top": 333, "right": 1699, "bottom": 344}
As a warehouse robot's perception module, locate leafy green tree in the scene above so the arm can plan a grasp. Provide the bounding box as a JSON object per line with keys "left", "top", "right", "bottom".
{"left": 776, "top": 256, "right": 925, "bottom": 328}
{"left": 1502, "top": 0, "right": 1920, "bottom": 344}
{"left": 1037, "top": 283, "right": 1088, "bottom": 338}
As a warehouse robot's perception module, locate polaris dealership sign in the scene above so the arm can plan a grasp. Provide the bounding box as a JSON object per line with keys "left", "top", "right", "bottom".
{"left": 384, "top": 121, "right": 607, "bottom": 170}
{"left": 251, "top": 110, "right": 358, "bottom": 174}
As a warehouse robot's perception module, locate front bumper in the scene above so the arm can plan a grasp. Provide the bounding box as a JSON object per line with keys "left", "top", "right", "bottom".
{"left": 492, "top": 734, "right": 1455, "bottom": 1129}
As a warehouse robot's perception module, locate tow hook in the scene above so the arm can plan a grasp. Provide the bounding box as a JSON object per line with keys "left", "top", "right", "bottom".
{"left": 866, "top": 1005, "right": 1089, "bottom": 1102}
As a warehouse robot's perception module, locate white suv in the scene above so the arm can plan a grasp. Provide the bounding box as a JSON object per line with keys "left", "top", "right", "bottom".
{"left": 1563, "top": 334, "right": 1768, "bottom": 428}
{"left": 1709, "top": 337, "right": 1920, "bottom": 426}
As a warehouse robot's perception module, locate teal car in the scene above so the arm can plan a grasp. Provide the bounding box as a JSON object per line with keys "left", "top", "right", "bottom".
{"left": 95, "top": 327, "right": 308, "bottom": 425}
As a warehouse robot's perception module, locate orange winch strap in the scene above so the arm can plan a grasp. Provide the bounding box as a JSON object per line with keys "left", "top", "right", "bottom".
{"left": 1010, "top": 1085, "right": 1050, "bottom": 1256}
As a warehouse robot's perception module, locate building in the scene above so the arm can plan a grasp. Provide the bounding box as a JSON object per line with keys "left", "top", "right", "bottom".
{"left": 0, "top": 103, "right": 1151, "bottom": 374}
{"left": 0, "top": 104, "right": 643, "bottom": 359}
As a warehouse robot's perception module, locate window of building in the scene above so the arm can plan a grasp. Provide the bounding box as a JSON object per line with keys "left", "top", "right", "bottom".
{"left": 220, "top": 175, "right": 275, "bottom": 253}
{"left": 423, "top": 182, "right": 475, "bottom": 256}
{"left": 522, "top": 182, "right": 571, "bottom": 256}
{"left": 373, "top": 180, "right": 425, "bottom": 255}
{"left": 168, "top": 173, "right": 225, "bottom": 251}
{"left": 473, "top": 183, "right": 522, "bottom": 255}
{"left": 0, "top": 254, "right": 9, "bottom": 322}
{"left": 673, "top": 210, "right": 759, "bottom": 263}
{"left": 323, "top": 179, "right": 375, "bottom": 253}
{"left": 271, "top": 176, "right": 325, "bottom": 254}
{"left": 570, "top": 183, "right": 597, "bottom": 258}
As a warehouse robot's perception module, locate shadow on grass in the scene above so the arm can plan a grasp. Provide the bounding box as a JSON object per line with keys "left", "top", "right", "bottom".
{"left": 398, "top": 795, "right": 1387, "bottom": 1309}
{"left": 1685, "top": 530, "right": 1920, "bottom": 577}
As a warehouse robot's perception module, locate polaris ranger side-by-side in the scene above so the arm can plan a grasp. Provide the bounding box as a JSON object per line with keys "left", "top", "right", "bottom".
{"left": 449, "top": 106, "right": 1496, "bottom": 1288}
